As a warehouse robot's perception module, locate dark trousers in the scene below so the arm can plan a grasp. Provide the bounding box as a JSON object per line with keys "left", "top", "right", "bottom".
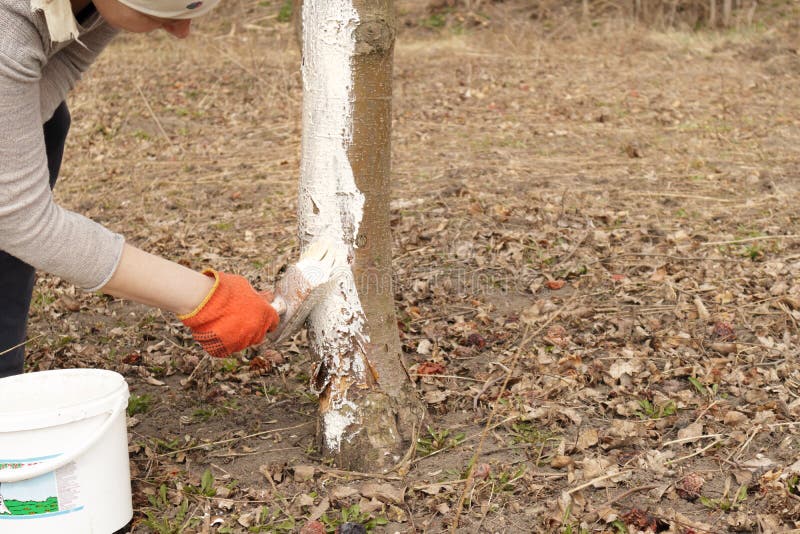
{"left": 0, "top": 102, "right": 70, "bottom": 379}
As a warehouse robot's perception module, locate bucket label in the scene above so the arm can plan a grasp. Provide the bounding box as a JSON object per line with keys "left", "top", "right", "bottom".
{"left": 0, "top": 455, "right": 83, "bottom": 519}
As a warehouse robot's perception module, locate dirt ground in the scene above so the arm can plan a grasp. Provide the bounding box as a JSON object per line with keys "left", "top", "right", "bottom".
{"left": 25, "top": 0, "right": 800, "bottom": 532}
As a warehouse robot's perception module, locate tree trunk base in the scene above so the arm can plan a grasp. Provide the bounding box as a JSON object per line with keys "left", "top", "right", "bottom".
{"left": 321, "top": 383, "right": 424, "bottom": 472}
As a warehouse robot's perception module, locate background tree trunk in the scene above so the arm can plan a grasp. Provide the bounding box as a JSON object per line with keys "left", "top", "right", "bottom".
{"left": 296, "top": 0, "right": 425, "bottom": 471}
{"left": 722, "top": 0, "right": 732, "bottom": 27}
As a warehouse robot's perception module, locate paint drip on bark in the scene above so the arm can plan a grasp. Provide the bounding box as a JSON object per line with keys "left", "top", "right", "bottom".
{"left": 298, "top": 0, "right": 370, "bottom": 452}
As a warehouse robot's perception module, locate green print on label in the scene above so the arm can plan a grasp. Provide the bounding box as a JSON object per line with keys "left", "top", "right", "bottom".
{"left": 0, "top": 460, "right": 61, "bottom": 517}
{"left": 1, "top": 497, "right": 59, "bottom": 515}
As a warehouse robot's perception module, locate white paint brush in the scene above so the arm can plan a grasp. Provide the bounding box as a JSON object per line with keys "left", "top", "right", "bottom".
{"left": 268, "top": 239, "right": 346, "bottom": 344}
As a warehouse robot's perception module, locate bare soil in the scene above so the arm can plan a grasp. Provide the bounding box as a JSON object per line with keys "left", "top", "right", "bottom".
{"left": 25, "top": 0, "right": 800, "bottom": 532}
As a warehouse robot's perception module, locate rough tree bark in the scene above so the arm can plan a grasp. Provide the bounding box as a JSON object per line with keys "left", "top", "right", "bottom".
{"left": 295, "top": 0, "right": 425, "bottom": 471}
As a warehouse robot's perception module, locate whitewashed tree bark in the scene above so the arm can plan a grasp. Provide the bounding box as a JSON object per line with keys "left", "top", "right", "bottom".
{"left": 296, "top": 0, "right": 424, "bottom": 469}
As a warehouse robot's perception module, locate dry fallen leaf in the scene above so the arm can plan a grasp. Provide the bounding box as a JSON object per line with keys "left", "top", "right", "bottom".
{"left": 415, "top": 361, "right": 446, "bottom": 375}
{"left": 473, "top": 463, "right": 491, "bottom": 480}
{"left": 723, "top": 410, "right": 748, "bottom": 427}
{"left": 299, "top": 520, "right": 326, "bottom": 534}
{"left": 416, "top": 339, "right": 433, "bottom": 354}
{"left": 576, "top": 428, "right": 599, "bottom": 451}
{"left": 423, "top": 390, "right": 449, "bottom": 404}
{"left": 677, "top": 422, "right": 704, "bottom": 441}
{"left": 551, "top": 455, "right": 573, "bottom": 469}
{"left": 712, "top": 321, "right": 736, "bottom": 341}
{"left": 621, "top": 508, "right": 660, "bottom": 530}
{"left": 544, "top": 324, "right": 570, "bottom": 347}
{"left": 546, "top": 279, "right": 566, "bottom": 290}
{"left": 675, "top": 472, "right": 705, "bottom": 501}
{"left": 608, "top": 359, "right": 643, "bottom": 380}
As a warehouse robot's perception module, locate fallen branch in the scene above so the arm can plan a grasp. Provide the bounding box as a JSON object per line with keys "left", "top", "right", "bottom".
{"left": 0, "top": 334, "right": 44, "bottom": 357}
{"left": 317, "top": 466, "right": 403, "bottom": 481}
{"left": 412, "top": 374, "right": 485, "bottom": 382}
{"left": 630, "top": 192, "right": 736, "bottom": 202}
{"left": 599, "top": 484, "right": 659, "bottom": 508}
{"left": 666, "top": 438, "right": 724, "bottom": 466}
{"left": 412, "top": 415, "right": 519, "bottom": 465}
{"left": 586, "top": 253, "right": 742, "bottom": 265}
{"left": 662, "top": 433, "right": 724, "bottom": 446}
{"left": 158, "top": 422, "right": 312, "bottom": 457}
{"left": 702, "top": 235, "right": 800, "bottom": 246}
{"left": 567, "top": 469, "right": 633, "bottom": 495}
{"left": 135, "top": 85, "right": 179, "bottom": 152}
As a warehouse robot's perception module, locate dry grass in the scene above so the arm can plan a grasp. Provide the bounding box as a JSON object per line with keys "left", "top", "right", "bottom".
{"left": 521, "top": 0, "right": 760, "bottom": 28}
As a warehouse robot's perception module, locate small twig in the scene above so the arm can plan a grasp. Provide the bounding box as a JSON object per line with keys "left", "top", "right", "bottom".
{"left": 702, "top": 235, "right": 800, "bottom": 246}
{"left": 412, "top": 374, "right": 484, "bottom": 382}
{"left": 264, "top": 464, "right": 292, "bottom": 520}
{"left": 131, "top": 477, "right": 280, "bottom": 504}
{"left": 412, "top": 479, "right": 469, "bottom": 491}
{"left": 317, "top": 466, "right": 402, "bottom": 481}
{"left": 209, "top": 463, "right": 230, "bottom": 477}
{"left": 162, "top": 336, "right": 195, "bottom": 353}
{"left": 474, "top": 483, "right": 495, "bottom": 532}
{"left": 567, "top": 469, "right": 633, "bottom": 495}
{"left": 529, "top": 471, "right": 568, "bottom": 478}
{"left": 729, "top": 425, "right": 760, "bottom": 462}
{"left": 390, "top": 422, "right": 419, "bottom": 476}
{"left": 667, "top": 439, "right": 724, "bottom": 466}
{"left": 183, "top": 354, "right": 212, "bottom": 385}
{"left": 135, "top": 85, "right": 179, "bottom": 152}
{"left": 778, "top": 302, "right": 799, "bottom": 330}
{"left": 158, "top": 422, "right": 312, "bottom": 457}
{"left": 473, "top": 374, "right": 503, "bottom": 410}
{"left": 630, "top": 192, "right": 737, "bottom": 203}
{"left": 0, "top": 334, "right": 45, "bottom": 357}
{"left": 556, "top": 230, "right": 590, "bottom": 266}
{"left": 412, "top": 415, "right": 518, "bottom": 465}
{"left": 585, "top": 253, "right": 741, "bottom": 265}
{"left": 662, "top": 433, "right": 724, "bottom": 447}
{"left": 693, "top": 400, "right": 720, "bottom": 425}
{"left": 180, "top": 503, "right": 202, "bottom": 533}
{"left": 207, "top": 450, "right": 261, "bottom": 458}
{"left": 768, "top": 422, "right": 800, "bottom": 429}
{"left": 599, "top": 484, "right": 659, "bottom": 508}
{"left": 490, "top": 361, "right": 512, "bottom": 373}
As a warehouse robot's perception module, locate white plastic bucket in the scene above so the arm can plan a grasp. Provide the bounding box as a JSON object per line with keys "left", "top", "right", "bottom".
{"left": 0, "top": 369, "right": 132, "bottom": 533}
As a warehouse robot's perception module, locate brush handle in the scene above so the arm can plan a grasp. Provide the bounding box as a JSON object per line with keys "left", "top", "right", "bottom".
{"left": 272, "top": 295, "right": 287, "bottom": 315}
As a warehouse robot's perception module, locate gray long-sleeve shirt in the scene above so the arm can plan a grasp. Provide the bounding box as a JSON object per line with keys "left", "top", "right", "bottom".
{"left": 1, "top": 0, "right": 124, "bottom": 291}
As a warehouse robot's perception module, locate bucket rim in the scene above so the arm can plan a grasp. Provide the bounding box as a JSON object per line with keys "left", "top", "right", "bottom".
{"left": 0, "top": 368, "right": 129, "bottom": 433}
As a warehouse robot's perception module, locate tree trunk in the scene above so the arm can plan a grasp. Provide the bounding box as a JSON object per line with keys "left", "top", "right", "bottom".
{"left": 709, "top": 0, "right": 717, "bottom": 27}
{"left": 722, "top": 0, "right": 732, "bottom": 27}
{"left": 296, "top": 0, "right": 425, "bottom": 471}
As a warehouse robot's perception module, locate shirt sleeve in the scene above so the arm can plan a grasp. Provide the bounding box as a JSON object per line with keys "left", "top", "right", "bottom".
{"left": 39, "top": 21, "right": 118, "bottom": 122}
{"left": 0, "top": 47, "right": 124, "bottom": 291}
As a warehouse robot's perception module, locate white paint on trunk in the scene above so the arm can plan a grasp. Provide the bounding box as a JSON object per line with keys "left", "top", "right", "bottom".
{"left": 298, "top": 0, "right": 370, "bottom": 451}
{"left": 322, "top": 398, "right": 357, "bottom": 451}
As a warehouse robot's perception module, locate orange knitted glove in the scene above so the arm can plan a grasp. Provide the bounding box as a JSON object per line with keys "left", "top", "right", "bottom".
{"left": 178, "top": 270, "right": 279, "bottom": 358}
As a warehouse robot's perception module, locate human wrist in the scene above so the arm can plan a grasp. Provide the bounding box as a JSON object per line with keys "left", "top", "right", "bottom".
{"left": 176, "top": 270, "right": 218, "bottom": 318}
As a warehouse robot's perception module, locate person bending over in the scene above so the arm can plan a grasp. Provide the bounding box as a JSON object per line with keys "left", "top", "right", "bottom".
{"left": 0, "top": 0, "right": 279, "bottom": 378}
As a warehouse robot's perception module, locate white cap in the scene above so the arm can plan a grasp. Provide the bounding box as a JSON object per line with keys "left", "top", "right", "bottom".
{"left": 33, "top": 0, "right": 222, "bottom": 43}
{"left": 116, "top": 0, "right": 221, "bottom": 19}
